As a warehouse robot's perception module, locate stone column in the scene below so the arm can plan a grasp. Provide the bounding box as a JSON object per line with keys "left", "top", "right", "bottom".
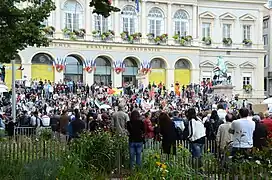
{"left": 85, "top": 2, "right": 91, "bottom": 41}
{"left": 258, "top": 10, "right": 263, "bottom": 47}
{"left": 167, "top": 3, "right": 173, "bottom": 45}
{"left": 54, "top": 70, "right": 64, "bottom": 83}
{"left": 113, "top": 72, "right": 122, "bottom": 88}
{"left": 141, "top": 0, "right": 147, "bottom": 43}
{"left": 114, "top": 0, "right": 121, "bottom": 42}
{"left": 22, "top": 63, "right": 31, "bottom": 80}
{"left": 166, "top": 68, "right": 175, "bottom": 89}
{"left": 54, "top": 0, "right": 62, "bottom": 39}
{"left": 192, "top": 5, "right": 197, "bottom": 39}
{"left": 84, "top": 71, "right": 94, "bottom": 85}
{"left": 190, "top": 68, "right": 200, "bottom": 84}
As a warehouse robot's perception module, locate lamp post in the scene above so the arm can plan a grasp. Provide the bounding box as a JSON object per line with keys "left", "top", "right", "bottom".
{"left": 11, "top": 60, "right": 16, "bottom": 122}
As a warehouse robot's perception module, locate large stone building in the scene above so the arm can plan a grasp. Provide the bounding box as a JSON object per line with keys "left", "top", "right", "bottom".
{"left": 264, "top": 0, "right": 272, "bottom": 97}
{"left": 11, "top": 0, "right": 266, "bottom": 102}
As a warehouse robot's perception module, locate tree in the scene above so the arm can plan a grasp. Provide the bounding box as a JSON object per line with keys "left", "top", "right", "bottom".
{"left": 90, "top": 0, "right": 120, "bottom": 18}
{"left": 0, "top": 0, "right": 55, "bottom": 63}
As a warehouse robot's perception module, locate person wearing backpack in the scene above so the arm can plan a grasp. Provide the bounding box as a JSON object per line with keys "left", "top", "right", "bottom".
{"left": 172, "top": 111, "right": 185, "bottom": 141}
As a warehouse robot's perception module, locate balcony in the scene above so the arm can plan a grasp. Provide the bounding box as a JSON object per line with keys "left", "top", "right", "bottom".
{"left": 62, "top": 28, "right": 86, "bottom": 41}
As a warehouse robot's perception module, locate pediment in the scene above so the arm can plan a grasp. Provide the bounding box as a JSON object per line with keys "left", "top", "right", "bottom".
{"left": 199, "top": 11, "right": 216, "bottom": 19}
{"left": 219, "top": 12, "right": 236, "bottom": 20}
{"left": 239, "top": 61, "right": 256, "bottom": 69}
{"left": 239, "top": 13, "right": 256, "bottom": 21}
{"left": 199, "top": 60, "right": 216, "bottom": 68}
{"left": 225, "top": 61, "right": 236, "bottom": 68}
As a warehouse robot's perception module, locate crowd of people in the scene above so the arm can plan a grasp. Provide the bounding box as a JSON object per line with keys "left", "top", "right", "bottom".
{"left": 0, "top": 78, "right": 271, "bottom": 169}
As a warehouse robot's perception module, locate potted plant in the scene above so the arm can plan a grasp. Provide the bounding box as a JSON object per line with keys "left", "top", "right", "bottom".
{"left": 43, "top": 26, "right": 55, "bottom": 35}
{"left": 101, "top": 30, "right": 114, "bottom": 41}
{"left": 202, "top": 37, "right": 212, "bottom": 45}
{"left": 62, "top": 28, "right": 77, "bottom": 40}
{"left": 92, "top": 30, "right": 100, "bottom": 36}
{"left": 223, "top": 38, "right": 232, "bottom": 46}
{"left": 74, "top": 29, "right": 86, "bottom": 38}
{"left": 120, "top": 31, "right": 129, "bottom": 40}
{"left": 243, "top": 39, "right": 252, "bottom": 46}
{"left": 131, "top": 32, "right": 142, "bottom": 41}
{"left": 243, "top": 84, "right": 253, "bottom": 93}
{"left": 173, "top": 34, "right": 193, "bottom": 46}
{"left": 147, "top": 33, "right": 155, "bottom": 40}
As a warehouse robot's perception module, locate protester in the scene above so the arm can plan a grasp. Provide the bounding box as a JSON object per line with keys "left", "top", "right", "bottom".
{"left": 127, "top": 110, "right": 145, "bottom": 169}
{"left": 230, "top": 108, "right": 255, "bottom": 159}
{"left": 252, "top": 115, "right": 268, "bottom": 150}
{"left": 143, "top": 112, "right": 154, "bottom": 148}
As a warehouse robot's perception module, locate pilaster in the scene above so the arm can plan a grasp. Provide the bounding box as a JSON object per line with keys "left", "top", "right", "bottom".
{"left": 85, "top": 2, "right": 92, "bottom": 41}
{"left": 54, "top": 70, "right": 64, "bottom": 83}
{"left": 141, "top": 0, "right": 147, "bottom": 43}
{"left": 191, "top": 68, "right": 200, "bottom": 84}
{"left": 54, "top": 0, "right": 62, "bottom": 39}
{"left": 114, "top": 0, "right": 121, "bottom": 42}
{"left": 22, "top": 63, "right": 31, "bottom": 81}
{"left": 84, "top": 71, "right": 94, "bottom": 85}
{"left": 166, "top": 68, "right": 175, "bottom": 89}
{"left": 113, "top": 72, "right": 122, "bottom": 88}
{"left": 167, "top": 3, "right": 173, "bottom": 44}
{"left": 192, "top": 5, "right": 197, "bottom": 39}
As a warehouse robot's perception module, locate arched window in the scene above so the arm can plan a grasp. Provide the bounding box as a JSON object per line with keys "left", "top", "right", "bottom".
{"left": 65, "top": 55, "right": 83, "bottom": 74}
{"left": 63, "top": 0, "right": 83, "bottom": 31}
{"left": 174, "top": 10, "right": 189, "bottom": 36}
{"left": 121, "top": 6, "right": 138, "bottom": 34}
{"left": 151, "top": 58, "right": 165, "bottom": 69}
{"left": 32, "top": 53, "right": 53, "bottom": 65}
{"left": 14, "top": 54, "right": 22, "bottom": 64}
{"left": 95, "top": 57, "right": 111, "bottom": 66}
{"left": 175, "top": 59, "right": 190, "bottom": 69}
{"left": 148, "top": 8, "right": 164, "bottom": 37}
{"left": 124, "top": 58, "right": 137, "bottom": 67}
{"left": 93, "top": 14, "right": 109, "bottom": 33}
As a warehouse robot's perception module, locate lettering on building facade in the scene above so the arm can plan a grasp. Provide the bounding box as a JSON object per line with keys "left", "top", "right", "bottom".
{"left": 51, "top": 42, "right": 160, "bottom": 52}
{"left": 125, "top": 47, "right": 160, "bottom": 52}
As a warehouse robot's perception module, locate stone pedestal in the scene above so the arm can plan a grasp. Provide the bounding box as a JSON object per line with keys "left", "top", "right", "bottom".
{"left": 212, "top": 85, "right": 234, "bottom": 101}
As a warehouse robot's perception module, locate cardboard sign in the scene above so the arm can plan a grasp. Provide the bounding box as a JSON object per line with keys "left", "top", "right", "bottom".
{"left": 252, "top": 104, "right": 268, "bottom": 113}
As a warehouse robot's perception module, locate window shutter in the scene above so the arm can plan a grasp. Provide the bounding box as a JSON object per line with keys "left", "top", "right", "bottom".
{"left": 78, "top": 13, "right": 83, "bottom": 29}
{"left": 161, "top": 19, "right": 165, "bottom": 34}
{"left": 64, "top": 12, "right": 68, "bottom": 29}
{"left": 108, "top": 16, "right": 112, "bottom": 30}
{"left": 135, "top": 16, "right": 139, "bottom": 32}
{"left": 147, "top": 18, "right": 150, "bottom": 34}
{"left": 185, "top": 21, "right": 189, "bottom": 36}
{"left": 92, "top": 15, "right": 95, "bottom": 31}
{"left": 120, "top": 16, "right": 123, "bottom": 32}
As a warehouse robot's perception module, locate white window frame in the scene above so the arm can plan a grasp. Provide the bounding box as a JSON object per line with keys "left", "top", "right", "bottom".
{"left": 93, "top": 14, "right": 109, "bottom": 33}
{"left": 63, "top": 1, "right": 83, "bottom": 31}
{"left": 242, "top": 72, "right": 252, "bottom": 86}
{"left": 223, "top": 24, "right": 231, "bottom": 38}
{"left": 121, "top": 5, "right": 138, "bottom": 34}
{"left": 147, "top": 7, "right": 165, "bottom": 37}
{"left": 263, "top": 20, "right": 268, "bottom": 29}
{"left": 243, "top": 25, "right": 251, "bottom": 40}
{"left": 173, "top": 10, "right": 189, "bottom": 36}
{"left": 263, "top": 35, "right": 268, "bottom": 46}
{"left": 202, "top": 22, "right": 211, "bottom": 38}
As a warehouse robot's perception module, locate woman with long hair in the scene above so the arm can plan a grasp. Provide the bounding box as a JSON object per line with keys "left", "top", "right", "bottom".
{"left": 127, "top": 110, "right": 145, "bottom": 169}
{"left": 187, "top": 108, "right": 206, "bottom": 162}
{"left": 159, "top": 112, "right": 177, "bottom": 155}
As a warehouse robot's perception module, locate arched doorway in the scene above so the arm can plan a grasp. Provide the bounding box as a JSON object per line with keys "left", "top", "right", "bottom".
{"left": 123, "top": 57, "right": 138, "bottom": 86}
{"left": 64, "top": 55, "right": 83, "bottom": 82}
{"left": 31, "top": 53, "right": 54, "bottom": 82}
{"left": 5, "top": 54, "right": 22, "bottom": 88}
{"left": 149, "top": 58, "right": 166, "bottom": 86}
{"left": 174, "top": 59, "right": 191, "bottom": 86}
{"left": 94, "top": 56, "right": 111, "bottom": 86}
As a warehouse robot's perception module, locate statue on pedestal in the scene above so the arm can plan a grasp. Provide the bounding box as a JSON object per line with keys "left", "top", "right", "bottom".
{"left": 213, "top": 56, "right": 232, "bottom": 85}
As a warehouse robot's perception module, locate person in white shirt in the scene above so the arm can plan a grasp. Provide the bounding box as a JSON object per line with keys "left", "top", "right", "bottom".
{"left": 217, "top": 104, "right": 227, "bottom": 123}
{"left": 229, "top": 108, "right": 255, "bottom": 159}
{"left": 187, "top": 108, "right": 206, "bottom": 158}
{"left": 41, "top": 112, "right": 50, "bottom": 127}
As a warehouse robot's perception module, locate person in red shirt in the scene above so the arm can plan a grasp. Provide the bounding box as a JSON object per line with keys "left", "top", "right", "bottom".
{"left": 144, "top": 112, "right": 154, "bottom": 148}
{"left": 261, "top": 112, "right": 272, "bottom": 138}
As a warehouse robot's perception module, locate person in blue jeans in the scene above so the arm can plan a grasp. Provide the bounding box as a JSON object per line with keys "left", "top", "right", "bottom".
{"left": 127, "top": 110, "right": 145, "bottom": 169}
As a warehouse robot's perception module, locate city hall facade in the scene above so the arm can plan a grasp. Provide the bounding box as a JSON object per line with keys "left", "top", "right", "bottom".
{"left": 12, "top": 0, "right": 266, "bottom": 102}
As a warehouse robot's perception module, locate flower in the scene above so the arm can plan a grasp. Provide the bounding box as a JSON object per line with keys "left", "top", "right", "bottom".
{"left": 256, "top": 160, "right": 261, "bottom": 165}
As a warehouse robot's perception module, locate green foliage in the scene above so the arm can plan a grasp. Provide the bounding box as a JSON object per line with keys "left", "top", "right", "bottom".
{"left": 223, "top": 37, "right": 232, "bottom": 46}
{"left": 39, "top": 128, "right": 52, "bottom": 141}
{"left": 243, "top": 39, "right": 252, "bottom": 46}
{"left": 0, "top": 0, "right": 56, "bottom": 63}
{"left": 202, "top": 37, "right": 212, "bottom": 45}
{"left": 173, "top": 34, "right": 192, "bottom": 46}
{"left": 89, "top": 0, "right": 120, "bottom": 18}
{"left": 69, "top": 131, "right": 129, "bottom": 174}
